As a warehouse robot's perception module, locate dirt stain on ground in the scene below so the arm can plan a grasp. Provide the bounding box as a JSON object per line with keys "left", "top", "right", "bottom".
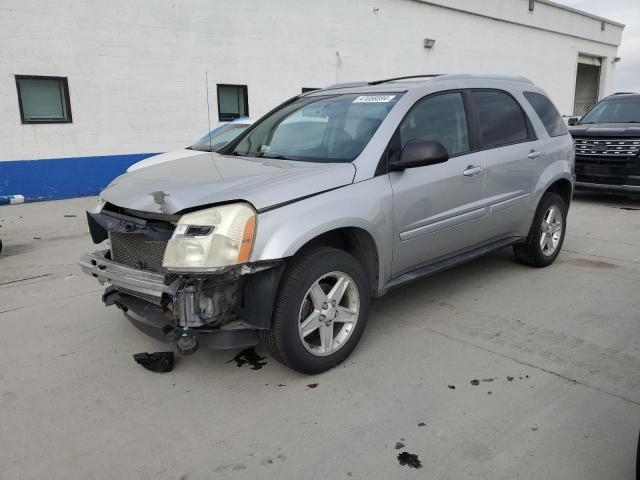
{"left": 397, "top": 452, "right": 422, "bottom": 469}
{"left": 566, "top": 258, "right": 618, "bottom": 269}
{"left": 226, "top": 348, "right": 267, "bottom": 370}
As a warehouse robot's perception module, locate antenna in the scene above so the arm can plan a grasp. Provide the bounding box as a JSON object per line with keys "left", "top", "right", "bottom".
{"left": 205, "top": 71, "right": 213, "bottom": 158}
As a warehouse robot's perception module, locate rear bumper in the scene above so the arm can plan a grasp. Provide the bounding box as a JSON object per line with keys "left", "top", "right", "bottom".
{"left": 80, "top": 250, "right": 284, "bottom": 349}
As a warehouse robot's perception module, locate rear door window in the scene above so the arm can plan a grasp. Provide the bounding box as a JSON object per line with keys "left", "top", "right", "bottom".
{"left": 523, "top": 92, "right": 568, "bottom": 137}
{"left": 470, "top": 90, "right": 532, "bottom": 149}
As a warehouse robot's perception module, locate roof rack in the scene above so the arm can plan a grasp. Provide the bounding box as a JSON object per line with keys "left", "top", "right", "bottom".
{"left": 367, "top": 74, "right": 443, "bottom": 85}
{"left": 322, "top": 81, "right": 371, "bottom": 90}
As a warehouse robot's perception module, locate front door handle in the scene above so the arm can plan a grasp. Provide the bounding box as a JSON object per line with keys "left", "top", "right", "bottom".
{"left": 528, "top": 150, "right": 542, "bottom": 159}
{"left": 463, "top": 165, "right": 482, "bottom": 177}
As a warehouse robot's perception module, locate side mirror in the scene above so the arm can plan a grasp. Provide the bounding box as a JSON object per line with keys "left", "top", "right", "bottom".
{"left": 567, "top": 116, "right": 580, "bottom": 126}
{"left": 390, "top": 140, "right": 449, "bottom": 171}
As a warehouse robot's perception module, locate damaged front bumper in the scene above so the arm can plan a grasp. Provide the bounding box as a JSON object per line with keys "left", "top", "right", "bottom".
{"left": 80, "top": 249, "right": 284, "bottom": 351}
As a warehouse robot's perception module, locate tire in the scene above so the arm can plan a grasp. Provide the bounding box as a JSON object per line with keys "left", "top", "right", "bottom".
{"left": 513, "top": 192, "right": 567, "bottom": 267}
{"left": 259, "top": 246, "right": 371, "bottom": 374}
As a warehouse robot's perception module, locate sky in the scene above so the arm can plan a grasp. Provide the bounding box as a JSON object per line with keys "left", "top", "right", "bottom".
{"left": 555, "top": 0, "right": 640, "bottom": 92}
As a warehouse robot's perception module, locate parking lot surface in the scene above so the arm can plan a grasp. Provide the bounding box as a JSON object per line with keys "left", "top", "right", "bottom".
{"left": 0, "top": 193, "right": 638, "bottom": 480}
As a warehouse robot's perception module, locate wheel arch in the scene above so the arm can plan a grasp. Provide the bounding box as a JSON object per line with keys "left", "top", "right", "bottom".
{"left": 292, "top": 226, "right": 381, "bottom": 296}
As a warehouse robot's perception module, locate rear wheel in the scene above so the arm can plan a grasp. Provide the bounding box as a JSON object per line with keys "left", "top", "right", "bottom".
{"left": 259, "top": 246, "right": 371, "bottom": 374}
{"left": 513, "top": 192, "right": 567, "bottom": 267}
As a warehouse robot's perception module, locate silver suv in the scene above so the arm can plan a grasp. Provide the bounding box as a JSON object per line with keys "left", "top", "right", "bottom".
{"left": 81, "top": 74, "right": 575, "bottom": 373}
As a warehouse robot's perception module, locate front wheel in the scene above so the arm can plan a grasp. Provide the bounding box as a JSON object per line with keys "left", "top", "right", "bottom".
{"left": 259, "top": 246, "right": 371, "bottom": 374}
{"left": 513, "top": 192, "right": 567, "bottom": 267}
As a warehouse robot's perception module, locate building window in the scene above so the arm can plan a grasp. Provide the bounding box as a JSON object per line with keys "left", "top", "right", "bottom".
{"left": 217, "top": 84, "right": 248, "bottom": 121}
{"left": 15, "top": 75, "right": 72, "bottom": 124}
{"left": 302, "top": 88, "right": 320, "bottom": 93}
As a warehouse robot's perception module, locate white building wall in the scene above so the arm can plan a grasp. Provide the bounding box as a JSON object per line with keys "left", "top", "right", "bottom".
{"left": 0, "top": 0, "right": 623, "bottom": 163}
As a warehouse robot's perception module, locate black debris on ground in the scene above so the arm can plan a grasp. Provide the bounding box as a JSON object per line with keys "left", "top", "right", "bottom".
{"left": 64, "top": 214, "right": 77, "bottom": 218}
{"left": 397, "top": 452, "right": 422, "bottom": 469}
{"left": 470, "top": 379, "right": 480, "bottom": 386}
{"left": 226, "top": 348, "right": 267, "bottom": 370}
{"left": 307, "top": 383, "right": 319, "bottom": 389}
{"left": 447, "top": 384, "right": 456, "bottom": 389}
{"left": 487, "top": 391, "right": 492, "bottom": 395}
{"left": 133, "top": 351, "right": 174, "bottom": 372}
{"left": 395, "top": 442, "right": 406, "bottom": 450}
{"left": 482, "top": 378, "right": 494, "bottom": 382}
{"left": 417, "top": 422, "right": 426, "bottom": 427}
{"left": 33, "top": 237, "right": 42, "bottom": 240}
{"left": 507, "top": 376, "right": 514, "bottom": 381}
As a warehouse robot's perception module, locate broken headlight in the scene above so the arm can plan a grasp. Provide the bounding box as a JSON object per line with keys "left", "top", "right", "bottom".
{"left": 162, "top": 203, "right": 256, "bottom": 271}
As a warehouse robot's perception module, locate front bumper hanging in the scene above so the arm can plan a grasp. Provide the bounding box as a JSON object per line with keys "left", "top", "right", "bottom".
{"left": 80, "top": 249, "right": 284, "bottom": 350}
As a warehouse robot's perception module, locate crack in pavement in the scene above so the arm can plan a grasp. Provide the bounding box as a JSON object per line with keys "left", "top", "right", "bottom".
{"left": 0, "top": 273, "right": 53, "bottom": 286}
{"left": 420, "top": 325, "right": 640, "bottom": 408}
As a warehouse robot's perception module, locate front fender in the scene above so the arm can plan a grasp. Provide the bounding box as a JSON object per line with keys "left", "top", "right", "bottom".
{"left": 250, "top": 176, "right": 394, "bottom": 291}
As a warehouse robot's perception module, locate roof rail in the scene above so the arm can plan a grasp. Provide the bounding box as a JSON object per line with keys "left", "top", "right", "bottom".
{"left": 368, "top": 74, "right": 443, "bottom": 85}
{"left": 610, "top": 91, "right": 638, "bottom": 95}
{"left": 432, "top": 74, "right": 534, "bottom": 84}
{"left": 323, "top": 81, "right": 371, "bottom": 90}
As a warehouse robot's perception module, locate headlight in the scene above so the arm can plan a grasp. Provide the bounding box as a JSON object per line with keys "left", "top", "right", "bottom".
{"left": 93, "top": 197, "right": 106, "bottom": 213}
{"left": 162, "top": 203, "right": 256, "bottom": 271}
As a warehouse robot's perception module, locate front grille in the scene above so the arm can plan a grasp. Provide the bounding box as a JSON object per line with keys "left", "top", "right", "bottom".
{"left": 574, "top": 137, "right": 640, "bottom": 157}
{"left": 110, "top": 232, "right": 168, "bottom": 272}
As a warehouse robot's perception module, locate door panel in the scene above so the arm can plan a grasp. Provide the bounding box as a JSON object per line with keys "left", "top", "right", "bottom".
{"left": 390, "top": 151, "right": 486, "bottom": 275}
{"left": 388, "top": 90, "right": 490, "bottom": 276}
{"left": 467, "top": 89, "right": 542, "bottom": 239}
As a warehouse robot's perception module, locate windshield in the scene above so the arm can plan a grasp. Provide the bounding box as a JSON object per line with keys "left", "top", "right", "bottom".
{"left": 229, "top": 93, "right": 402, "bottom": 162}
{"left": 191, "top": 123, "right": 251, "bottom": 152}
{"left": 579, "top": 98, "right": 640, "bottom": 124}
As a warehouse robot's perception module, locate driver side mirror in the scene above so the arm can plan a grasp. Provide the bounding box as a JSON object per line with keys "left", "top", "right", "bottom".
{"left": 567, "top": 116, "right": 580, "bottom": 126}
{"left": 390, "top": 140, "right": 449, "bottom": 171}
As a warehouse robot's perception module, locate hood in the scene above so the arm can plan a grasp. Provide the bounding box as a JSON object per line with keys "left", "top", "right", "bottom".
{"left": 569, "top": 123, "right": 640, "bottom": 137}
{"left": 126, "top": 149, "right": 202, "bottom": 172}
{"left": 100, "top": 151, "right": 356, "bottom": 214}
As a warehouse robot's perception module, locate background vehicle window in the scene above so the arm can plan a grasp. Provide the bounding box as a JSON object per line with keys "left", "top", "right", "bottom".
{"left": 470, "top": 90, "right": 531, "bottom": 148}
{"left": 578, "top": 97, "right": 640, "bottom": 124}
{"left": 399, "top": 92, "right": 469, "bottom": 156}
{"left": 523, "top": 92, "right": 568, "bottom": 137}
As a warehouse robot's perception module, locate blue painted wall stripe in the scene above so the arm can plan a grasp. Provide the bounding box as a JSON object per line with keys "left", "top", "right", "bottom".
{"left": 0, "top": 153, "right": 160, "bottom": 201}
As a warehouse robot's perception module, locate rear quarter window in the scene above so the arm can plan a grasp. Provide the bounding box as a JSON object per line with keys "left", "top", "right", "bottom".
{"left": 523, "top": 92, "right": 568, "bottom": 137}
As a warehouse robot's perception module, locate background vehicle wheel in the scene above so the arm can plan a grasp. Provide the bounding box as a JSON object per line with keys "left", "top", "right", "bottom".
{"left": 259, "top": 246, "right": 371, "bottom": 374}
{"left": 513, "top": 192, "right": 567, "bottom": 267}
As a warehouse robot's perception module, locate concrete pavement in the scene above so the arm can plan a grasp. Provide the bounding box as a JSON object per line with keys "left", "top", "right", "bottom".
{"left": 0, "top": 193, "right": 638, "bottom": 479}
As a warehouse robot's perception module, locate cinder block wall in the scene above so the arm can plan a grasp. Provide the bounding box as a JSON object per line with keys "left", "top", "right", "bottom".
{"left": 0, "top": 0, "right": 622, "bottom": 200}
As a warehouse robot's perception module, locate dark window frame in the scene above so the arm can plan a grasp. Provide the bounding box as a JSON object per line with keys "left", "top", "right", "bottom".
{"left": 15, "top": 75, "right": 72, "bottom": 124}
{"left": 301, "top": 87, "right": 320, "bottom": 93}
{"left": 466, "top": 88, "right": 537, "bottom": 151}
{"left": 522, "top": 91, "right": 568, "bottom": 138}
{"left": 216, "top": 83, "right": 249, "bottom": 121}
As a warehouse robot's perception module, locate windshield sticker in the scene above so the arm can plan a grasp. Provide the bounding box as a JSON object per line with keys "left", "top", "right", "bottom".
{"left": 353, "top": 95, "right": 396, "bottom": 103}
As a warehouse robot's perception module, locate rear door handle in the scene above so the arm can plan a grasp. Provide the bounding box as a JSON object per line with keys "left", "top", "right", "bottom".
{"left": 528, "top": 150, "right": 542, "bottom": 159}
{"left": 463, "top": 165, "right": 482, "bottom": 176}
